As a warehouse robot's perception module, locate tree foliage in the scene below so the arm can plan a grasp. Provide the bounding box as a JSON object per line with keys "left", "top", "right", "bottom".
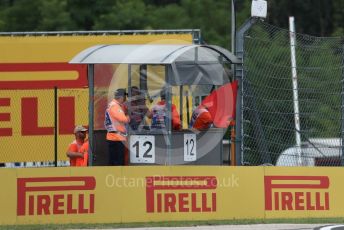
{"left": 0, "top": 0, "right": 342, "bottom": 48}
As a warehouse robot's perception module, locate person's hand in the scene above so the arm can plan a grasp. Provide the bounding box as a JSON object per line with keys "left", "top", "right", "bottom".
{"left": 190, "top": 127, "right": 200, "bottom": 134}
{"left": 227, "top": 118, "right": 235, "bottom": 126}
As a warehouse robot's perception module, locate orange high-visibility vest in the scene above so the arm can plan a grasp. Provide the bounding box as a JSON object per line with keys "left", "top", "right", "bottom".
{"left": 190, "top": 107, "right": 213, "bottom": 130}
{"left": 105, "top": 99, "right": 130, "bottom": 141}
{"left": 75, "top": 141, "right": 89, "bottom": 167}
{"left": 67, "top": 140, "right": 83, "bottom": 166}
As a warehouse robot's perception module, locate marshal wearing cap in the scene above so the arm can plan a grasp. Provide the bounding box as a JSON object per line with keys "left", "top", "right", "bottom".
{"left": 74, "top": 125, "right": 87, "bottom": 134}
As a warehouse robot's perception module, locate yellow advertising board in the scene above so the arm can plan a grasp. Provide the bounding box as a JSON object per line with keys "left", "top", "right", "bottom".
{"left": 264, "top": 167, "right": 344, "bottom": 218}
{"left": 0, "top": 166, "right": 264, "bottom": 225}
{"left": 0, "top": 34, "right": 193, "bottom": 63}
{"left": 0, "top": 33, "right": 194, "bottom": 163}
{"left": 0, "top": 89, "right": 88, "bottom": 162}
{"left": 1, "top": 166, "right": 344, "bottom": 225}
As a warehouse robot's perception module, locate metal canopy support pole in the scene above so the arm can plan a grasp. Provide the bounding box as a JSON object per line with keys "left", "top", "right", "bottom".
{"left": 88, "top": 64, "right": 94, "bottom": 166}
{"left": 289, "top": 16, "right": 302, "bottom": 166}
{"left": 186, "top": 91, "right": 190, "bottom": 125}
{"left": 166, "top": 65, "right": 173, "bottom": 165}
{"left": 128, "top": 64, "right": 132, "bottom": 133}
{"left": 54, "top": 86, "right": 58, "bottom": 167}
{"left": 235, "top": 17, "right": 258, "bottom": 166}
{"left": 179, "top": 85, "right": 183, "bottom": 127}
{"left": 140, "top": 64, "right": 148, "bottom": 98}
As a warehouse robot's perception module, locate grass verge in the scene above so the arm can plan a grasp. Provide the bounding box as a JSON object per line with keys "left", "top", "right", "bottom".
{"left": 1, "top": 218, "right": 344, "bottom": 230}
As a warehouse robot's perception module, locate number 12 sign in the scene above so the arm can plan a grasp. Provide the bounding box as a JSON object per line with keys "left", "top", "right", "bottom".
{"left": 130, "top": 135, "right": 155, "bottom": 163}
{"left": 184, "top": 134, "right": 196, "bottom": 161}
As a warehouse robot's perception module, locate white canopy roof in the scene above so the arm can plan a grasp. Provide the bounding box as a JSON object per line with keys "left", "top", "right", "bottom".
{"left": 69, "top": 44, "right": 241, "bottom": 64}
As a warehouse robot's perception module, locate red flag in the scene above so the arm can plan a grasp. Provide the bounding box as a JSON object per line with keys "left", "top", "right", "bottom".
{"left": 201, "top": 80, "right": 238, "bottom": 128}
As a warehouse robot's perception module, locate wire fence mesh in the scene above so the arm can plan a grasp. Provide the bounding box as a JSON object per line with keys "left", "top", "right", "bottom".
{"left": 242, "top": 20, "right": 344, "bottom": 166}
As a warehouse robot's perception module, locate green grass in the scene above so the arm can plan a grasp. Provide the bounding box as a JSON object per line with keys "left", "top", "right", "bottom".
{"left": 1, "top": 218, "right": 344, "bottom": 230}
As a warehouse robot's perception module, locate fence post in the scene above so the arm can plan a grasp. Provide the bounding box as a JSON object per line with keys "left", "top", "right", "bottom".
{"left": 235, "top": 17, "right": 257, "bottom": 166}
{"left": 54, "top": 86, "right": 58, "bottom": 167}
{"left": 88, "top": 64, "right": 94, "bottom": 166}
{"left": 341, "top": 45, "right": 344, "bottom": 166}
{"left": 289, "top": 16, "right": 302, "bottom": 166}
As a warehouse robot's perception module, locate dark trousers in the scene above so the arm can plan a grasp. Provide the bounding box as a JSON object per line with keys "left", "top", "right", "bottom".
{"left": 107, "top": 140, "right": 125, "bottom": 166}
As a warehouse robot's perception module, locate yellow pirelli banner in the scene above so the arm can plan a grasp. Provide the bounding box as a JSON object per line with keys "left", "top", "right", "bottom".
{"left": 0, "top": 89, "right": 88, "bottom": 162}
{"left": 0, "top": 33, "right": 194, "bottom": 163}
{"left": 0, "top": 166, "right": 343, "bottom": 225}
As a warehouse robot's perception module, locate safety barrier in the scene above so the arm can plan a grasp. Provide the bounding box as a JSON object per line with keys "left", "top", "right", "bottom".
{"left": 1, "top": 166, "right": 343, "bottom": 225}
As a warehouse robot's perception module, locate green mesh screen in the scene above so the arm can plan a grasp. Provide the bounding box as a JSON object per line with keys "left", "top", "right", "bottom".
{"left": 242, "top": 21, "right": 344, "bottom": 166}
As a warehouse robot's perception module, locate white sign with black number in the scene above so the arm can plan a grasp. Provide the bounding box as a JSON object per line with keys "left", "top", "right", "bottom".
{"left": 130, "top": 135, "right": 155, "bottom": 163}
{"left": 184, "top": 133, "right": 197, "bottom": 162}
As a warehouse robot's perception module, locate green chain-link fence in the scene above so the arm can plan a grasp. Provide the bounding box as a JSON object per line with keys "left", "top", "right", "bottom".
{"left": 242, "top": 20, "right": 344, "bottom": 166}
